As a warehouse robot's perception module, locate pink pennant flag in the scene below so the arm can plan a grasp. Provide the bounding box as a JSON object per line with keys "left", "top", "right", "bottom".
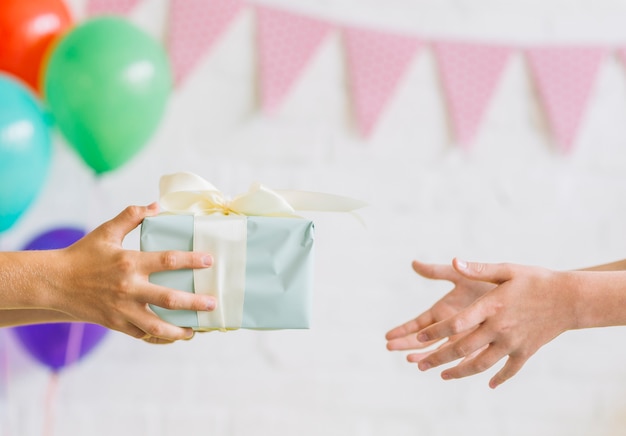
{"left": 526, "top": 46, "right": 607, "bottom": 153}
{"left": 617, "top": 48, "right": 626, "bottom": 68}
{"left": 168, "top": 0, "right": 244, "bottom": 86}
{"left": 256, "top": 6, "right": 333, "bottom": 113}
{"left": 434, "top": 41, "right": 513, "bottom": 148}
{"left": 343, "top": 27, "right": 421, "bottom": 138}
{"left": 86, "top": 0, "right": 142, "bottom": 16}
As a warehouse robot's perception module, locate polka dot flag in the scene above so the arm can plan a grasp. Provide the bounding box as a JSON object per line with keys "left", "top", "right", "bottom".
{"left": 343, "top": 27, "right": 422, "bottom": 138}
{"left": 256, "top": 5, "right": 332, "bottom": 114}
{"left": 167, "top": 0, "right": 244, "bottom": 87}
{"left": 86, "top": 0, "right": 142, "bottom": 16}
{"left": 526, "top": 46, "right": 607, "bottom": 153}
{"left": 434, "top": 41, "right": 513, "bottom": 148}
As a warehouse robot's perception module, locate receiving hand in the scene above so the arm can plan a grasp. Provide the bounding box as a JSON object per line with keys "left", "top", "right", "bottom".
{"left": 386, "top": 259, "right": 495, "bottom": 351}
{"left": 397, "top": 259, "right": 578, "bottom": 388}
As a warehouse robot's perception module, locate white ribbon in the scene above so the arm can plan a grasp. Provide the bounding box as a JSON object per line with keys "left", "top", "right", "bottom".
{"left": 192, "top": 215, "right": 247, "bottom": 331}
{"left": 159, "top": 171, "right": 367, "bottom": 217}
{"left": 158, "top": 172, "right": 365, "bottom": 331}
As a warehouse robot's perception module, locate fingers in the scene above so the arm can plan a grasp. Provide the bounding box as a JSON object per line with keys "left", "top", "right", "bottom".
{"left": 406, "top": 338, "right": 448, "bottom": 363}
{"left": 415, "top": 328, "right": 493, "bottom": 371}
{"left": 413, "top": 337, "right": 529, "bottom": 388}
{"left": 128, "top": 309, "right": 197, "bottom": 342}
{"left": 114, "top": 319, "right": 194, "bottom": 342}
{"left": 416, "top": 304, "right": 486, "bottom": 344}
{"left": 117, "top": 322, "right": 147, "bottom": 339}
{"left": 110, "top": 304, "right": 201, "bottom": 343}
{"left": 386, "top": 332, "right": 437, "bottom": 351}
{"left": 412, "top": 260, "right": 457, "bottom": 282}
{"left": 386, "top": 259, "right": 468, "bottom": 348}
{"left": 385, "top": 311, "right": 433, "bottom": 341}
{"left": 453, "top": 258, "right": 514, "bottom": 285}
{"left": 489, "top": 355, "right": 528, "bottom": 389}
{"left": 386, "top": 311, "right": 447, "bottom": 351}
{"left": 143, "top": 336, "right": 178, "bottom": 345}
{"left": 139, "top": 249, "right": 213, "bottom": 274}
{"left": 99, "top": 204, "right": 160, "bottom": 241}
{"left": 440, "top": 344, "right": 505, "bottom": 381}
{"left": 137, "top": 285, "right": 217, "bottom": 312}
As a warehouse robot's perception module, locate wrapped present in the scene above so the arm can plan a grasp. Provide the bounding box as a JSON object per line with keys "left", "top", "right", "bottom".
{"left": 140, "top": 172, "right": 364, "bottom": 331}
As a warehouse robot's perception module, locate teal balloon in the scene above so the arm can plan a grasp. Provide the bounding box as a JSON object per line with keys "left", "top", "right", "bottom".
{"left": 0, "top": 74, "right": 51, "bottom": 233}
{"left": 43, "top": 17, "right": 172, "bottom": 174}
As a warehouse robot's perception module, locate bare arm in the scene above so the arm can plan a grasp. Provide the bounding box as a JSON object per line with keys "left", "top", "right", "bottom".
{"left": 580, "top": 259, "right": 626, "bottom": 271}
{"left": 0, "top": 309, "right": 76, "bottom": 327}
{"left": 0, "top": 204, "right": 217, "bottom": 342}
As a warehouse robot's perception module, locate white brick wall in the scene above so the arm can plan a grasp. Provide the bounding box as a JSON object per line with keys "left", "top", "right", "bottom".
{"left": 3, "top": 0, "right": 626, "bottom": 434}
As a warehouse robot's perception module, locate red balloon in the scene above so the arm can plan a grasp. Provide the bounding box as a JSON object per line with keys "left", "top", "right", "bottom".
{"left": 0, "top": 0, "right": 73, "bottom": 94}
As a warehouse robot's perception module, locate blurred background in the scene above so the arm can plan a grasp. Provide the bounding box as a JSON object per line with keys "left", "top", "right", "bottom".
{"left": 2, "top": 0, "right": 626, "bottom": 435}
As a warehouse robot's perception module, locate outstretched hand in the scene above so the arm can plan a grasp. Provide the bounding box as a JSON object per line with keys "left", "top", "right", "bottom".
{"left": 386, "top": 259, "right": 495, "bottom": 351}
{"left": 389, "top": 258, "right": 579, "bottom": 388}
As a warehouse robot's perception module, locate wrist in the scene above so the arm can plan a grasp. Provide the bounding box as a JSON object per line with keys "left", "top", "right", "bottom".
{"left": 562, "top": 270, "right": 587, "bottom": 330}
{"left": 18, "top": 250, "right": 68, "bottom": 310}
{"left": 40, "top": 249, "right": 74, "bottom": 312}
{"left": 566, "top": 270, "right": 626, "bottom": 329}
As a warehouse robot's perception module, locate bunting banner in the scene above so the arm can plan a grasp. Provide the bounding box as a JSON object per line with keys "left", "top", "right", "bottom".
{"left": 167, "top": 0, "right": 244, "bottom": 86}
{"left": 526, "top": 46, "right": 607, "bottom": 153}
{"left": 86, "top": 0, "right": 142, "bottom": 16}
{"left": 343, "top": 27, "right": 422, "bottom": 137}
{"left": 80, "top": 1, "right": 626, "bottom": 151}
{"left": 256, "top": 5, "right": 333, "bottom": 113}
{"left": 434, "top": 41, "right": 513, "bottom": 148}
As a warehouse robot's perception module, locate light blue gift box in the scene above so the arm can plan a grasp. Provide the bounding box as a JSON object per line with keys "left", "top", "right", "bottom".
{"left": 140, "top": 215, "right": 314, "bottom": 330}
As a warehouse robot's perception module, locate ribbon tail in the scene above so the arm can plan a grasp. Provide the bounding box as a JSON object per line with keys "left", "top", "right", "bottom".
{"left": 275, "top": 190, "right": 367, "bottom": 212}
{"left": 348, "top": 210, "right": 367, "bottom": 228}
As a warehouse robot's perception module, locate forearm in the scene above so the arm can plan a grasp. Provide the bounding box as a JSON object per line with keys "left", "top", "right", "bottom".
{"left": 569, "top": 270, "right": 626, "bottom": 329}
{"left": 0, "top": 250, "right": 65, "bottom": 310}
{"left": 580, "top": 259, "right": 626, "bottom": 272}
{"left": 0, "top": 309, "right": 76, "bottom": 327}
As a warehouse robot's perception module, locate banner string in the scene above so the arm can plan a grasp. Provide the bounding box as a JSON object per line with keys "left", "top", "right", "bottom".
{"left": 64, "top": 323, "right": 85, "bottom": 368}
{"left": 43, "top": 372, "right": 59, "bottom": 436}
{"left": 0, "top": 330, "right": 13, "bottom": 436}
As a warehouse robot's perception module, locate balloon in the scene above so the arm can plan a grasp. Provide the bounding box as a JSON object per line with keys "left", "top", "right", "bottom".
{"left": 13, "top": 323, "right": 108, "bottom": 372}
{"left": 13, "top": 227, "right": 108, "bottom": 372}
{"left": 44, "top": 17, "right": 172, "bottom": 175}
{"left": 0, "top": 74, "right": 52, "bottom": 233}
{"left": 0, "top": 0, "right": 73, "bottom": 94}
{"left": 22, "top": 226, "right": 85, "bottom": 251}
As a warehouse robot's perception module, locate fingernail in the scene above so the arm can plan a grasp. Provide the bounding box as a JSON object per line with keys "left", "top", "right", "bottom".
{"left": 202, "top": 255, "right": 213, "bottom": 266}
{"left": 206, "top": 297, "right": 216, "bottom": 311}
{"left": 417, "top": 333, "right": 429, "bottom": 342}
{"left": 185, "top": 329, "right": 195, "bottom": 339}
{"left": 147, "top": 202, "right": 158, "bottom": 210}
{"left": 456, "top": 259, "right": 468, "bottom": 269}
{"left": 418, "top": 361, "right": 431, "bottom": 371}
{"left": 441, "top": 372, "right": 451, "bottom": 380}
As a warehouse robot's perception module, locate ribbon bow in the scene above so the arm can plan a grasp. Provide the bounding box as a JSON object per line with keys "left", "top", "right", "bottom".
{"left": 159, "top": 172, "right": 366, "bottom": 217}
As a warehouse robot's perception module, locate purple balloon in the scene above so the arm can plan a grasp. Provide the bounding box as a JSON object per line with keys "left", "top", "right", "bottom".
{"left": 13, "top": 323, "right": 108, "bottom": 371}
{"left": 12, "top": 226, "right": 109, "bottom": 371}
{"left": 22, "top": 227, "right": 86, "bottom": 251}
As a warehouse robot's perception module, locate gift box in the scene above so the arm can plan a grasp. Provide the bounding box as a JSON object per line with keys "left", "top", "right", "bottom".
{"left": 141, "top": 214, "right": 314, "bottom": 330}
{"left": 140, "top": 172, "right": 364, "bottom": 331}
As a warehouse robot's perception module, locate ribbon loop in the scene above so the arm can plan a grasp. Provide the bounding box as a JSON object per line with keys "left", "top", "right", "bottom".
{"left": 159, "top": 172, "right": 366, "bottom": 217}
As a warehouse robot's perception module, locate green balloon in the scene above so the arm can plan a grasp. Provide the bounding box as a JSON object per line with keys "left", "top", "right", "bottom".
{"left": 44, "top": 17, "right": 171, "bottom": 174}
